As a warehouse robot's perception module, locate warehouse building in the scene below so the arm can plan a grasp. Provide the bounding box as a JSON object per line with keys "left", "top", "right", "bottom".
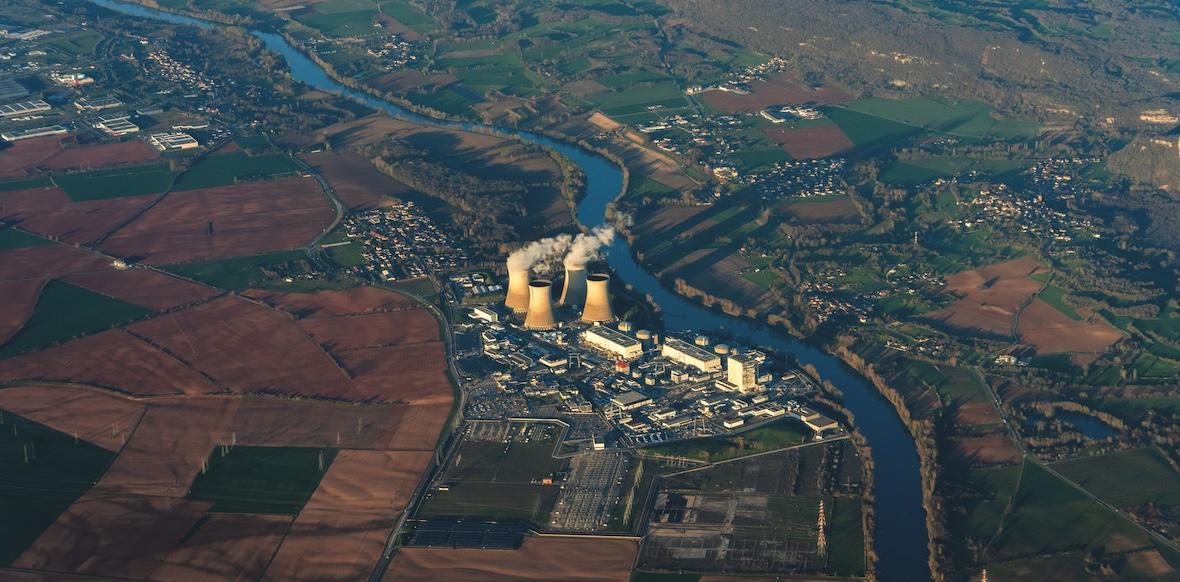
{"left": 1, "top": 124, "right": 67, "bottom": 142}
{"left": 0, "top": 78, "right": 29, "bottom": 101}
{"left": 661, "top": 337, "right": 722, "bottom": 372}
{"left": 0, "top": 99, "right": 50, "bottom": 118}
{"left": 582, "top": 326, "right": 643, "bottom": 361}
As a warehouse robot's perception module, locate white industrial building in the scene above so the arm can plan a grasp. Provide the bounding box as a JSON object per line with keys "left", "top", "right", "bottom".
{"left": 724, "top": 352, "right": 760, "bottom": 392}
{"left": 1, "top": 124, "right": 67, "bottom": 142}
{"left": 582, "top": 326, "right": 643, "bottom": 361}
{"left": 661, "top": 337, "right": 722, "bottom": 372}
{"left": 0, "top": 99, "right": 50, "bottom": 118}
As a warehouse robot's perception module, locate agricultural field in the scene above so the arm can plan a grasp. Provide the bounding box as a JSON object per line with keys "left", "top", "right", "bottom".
{"left": 53, "top": 163, "right": 176, "bottom": 201}
{"left": 172, "top": 152, "right": 301, "bottom": 191}
{"left": 187, "top": 446, "right": 338, "bottom": 513}
{"left": 0, "top": 412, "right": 116, "bottom": 565}
{"left": 0, "top": 280, "right": 152, "bottom": 359}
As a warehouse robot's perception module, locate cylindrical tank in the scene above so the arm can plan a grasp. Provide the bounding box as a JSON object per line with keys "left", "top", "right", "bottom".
{"left": 635, "top": 329, "right": 652, "bottom": 341}
{"left": 618, "top": 321, "right": 634, "bottom": 332}
{"left": 694, "top": 335, "right": 710, "bottom": 347}
{"left": 713, "top": 343, "right": 731, "bottom": 355}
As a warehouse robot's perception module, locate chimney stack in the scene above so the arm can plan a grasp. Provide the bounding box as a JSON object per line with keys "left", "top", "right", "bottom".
{"left": 559, "top": 260, "right": 588, "bottom": 308}
{"left": 581, "top": 273, "right": 614, "bottom": 323}
{"left": 505, "top": 267, "right": 530, "bottom": 313}
{"left": 523, "top": 280, "right": 557, "bottom": 330}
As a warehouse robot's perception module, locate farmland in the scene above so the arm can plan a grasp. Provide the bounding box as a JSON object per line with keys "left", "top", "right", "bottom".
{"left": 188, "top": 446, "right": 337, "bottom": 514}
{"left": 53, "top": 163, "right": 175, "bottom": 201}
{"left": 0, "top": 280, "right": 152, "bottom": 359}
{"left": 0, "top": 412, "right": 116, "bottom": 565}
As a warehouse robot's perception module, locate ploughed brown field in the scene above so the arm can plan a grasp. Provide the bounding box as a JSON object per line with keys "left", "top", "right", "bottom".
{"left": 1016, "top": 299, "right": 1121, "bottom": 359}
{"left": 0, "top": 279, "right": 42, "bottom": 345}
{"left": 63, "top": 268, "right": 219, "bottom": 311}
{"left": 0, "top": 185, "right": 157, "bottom": 244}
{"left": 0, "top": 329, "right": 221, "bottom": 396}
{"left": 386, "top": 536, "right": 639, "bottom": 581}
{"left": 702, "top": 73, "right": 851, "bottom": 113}
{"left": 100, "top": 177, "right": 333, "bottom": 264}
{"left": 764, "top": 125, "right": 855, "bottom": 159}
{"left": 0, "top": 137, "right": 158, "bottom": 178}
{"left": 928, "top": 256, "right": 1047, "bottom": 337}
{"left": 951, "top": 434, "right": 1022, "bottom": 466}
{"left": 298, "top": 150, "right": 413, "bottom": 210}
{"left": 777, "top": 196, "right": 861, "bottom": 222}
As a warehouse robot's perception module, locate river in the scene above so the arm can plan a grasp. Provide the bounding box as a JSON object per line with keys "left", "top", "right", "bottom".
{"left": 87, "top": 1, "right": 931, "bottom": 578}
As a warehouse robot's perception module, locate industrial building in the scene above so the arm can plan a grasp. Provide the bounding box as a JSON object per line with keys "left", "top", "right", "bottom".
{"left": 582, "top": 326, "right": 643, "bottom": 360}
{"left": 0, "top": 99, "right": 50, "bottom": 118}
{"left": 661, "top": 337, "right": 722, "bottom": 372}
{"left": 147, "top": 131, "right": 199, "bottom": 151}
{"left": 610, "top": 390, "right": 652, "bottom": 411}
{"left": 1, "top": 125, "right": 67, "bottom": 142}
{"left": 95, "top": 118, "right": 139, "bottom": 136}
{"left": 49, "top": 72, "right": 94, "bottom": 86}
{"left": 724, "top": 352, "right": 760, "bottom": 392}
{"left": 75, "top": 96, "right": 122, "bottom": 111}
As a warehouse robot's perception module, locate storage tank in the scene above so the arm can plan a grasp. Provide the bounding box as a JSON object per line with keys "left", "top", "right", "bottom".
{"left": 713, "top": 343, "right": 731, "bottom": 355}
{"left": 618, "top": 321, "right": 634, "bottom": 333}
{"left": 694, "top": 335, "right": 710, "bottom": 347}
{"left": 635, "top": 329, "right": 652, "bottom": 341}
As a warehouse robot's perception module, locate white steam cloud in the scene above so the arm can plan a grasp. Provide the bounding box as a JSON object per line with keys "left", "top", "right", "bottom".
{"left": 506, "top": 225, "right": 615, "bottom": 273}
{"left": 565, "top": 225, "right": 615, "bottom": 267}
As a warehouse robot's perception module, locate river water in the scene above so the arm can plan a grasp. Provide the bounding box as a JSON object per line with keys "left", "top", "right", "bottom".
{"left": 87, "top": 1, "right": 931, "bottom": 578}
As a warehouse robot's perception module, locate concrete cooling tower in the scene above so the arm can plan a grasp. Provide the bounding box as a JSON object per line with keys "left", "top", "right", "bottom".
{"left": 505, "top": 267, "right": 531, "bottom": 313}
{"left": 559, "top": 261, "right": 588, "bottom": 308}
{"left": 581, "top": 273, "right": 614, "bottom": 323}
{"left": 523, "top": 280, "right": 557, "bottom": 330}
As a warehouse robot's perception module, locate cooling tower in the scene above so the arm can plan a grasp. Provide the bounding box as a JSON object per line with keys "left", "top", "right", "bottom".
{"left": 506, "top": 267, "right": 531, "bottom": 313}
{"left": 581, "top": 273, "right": 614, "bottom": 323}
{"left": 559, "top": 261, "right": 588, "bottom": 308}
{"left": 523, "top": 280, "right": 557, "bottom": 330}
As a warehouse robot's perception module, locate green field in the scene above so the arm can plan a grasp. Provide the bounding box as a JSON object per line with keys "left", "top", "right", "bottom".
{"left": 828, "top": 496, "right": 866, "bottom": 577}
{"left": 405, "top": 87, "right": 480, "bottom": 117}
{"left": 987, "top": 460, "right": 1166, "bottom": 561}
{"left": 172, "top": 153, "right": 301, "bottom": 191}
{"left": 0, "top": 228, "right": 51, "bottom": 250}
{"left": 1038, "top": 285, "right": 1082, "bottom": 321}
{"left": 828, "top": 97, "right": 1036, "bottom": 151}
{"left": 162, "top": 250, "right": 309, "bottom": 290}
{"left": 187, "top": 446, "right": 336, "bottom": 514}
{"left": 0, "top": 410, "right": 116, "bottom": 565}
{"left": 45, "top": 29, "right": 104, "bottom": 56}
{"left": 0, "top": 176, "right": 52, "bottom": 192}
{"left": 641, "top": 418, "right": 808, "bottom": 463}
{"left": 380, "top": 0, "right": 440, "bottom": 33}
{"left": 0, "top": 280, "right": 152, "bottom": 358}
{"left": 1052, "top": 448, "right": 1180, "bottom": 511}
{"left": 54, "top": 164, "right": 176, "bottom": 201}
{"left": 1096, "top": 397, "right": 1180, "bottom": 419}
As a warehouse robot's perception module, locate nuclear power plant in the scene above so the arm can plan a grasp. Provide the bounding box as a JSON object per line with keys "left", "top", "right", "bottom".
{"left": 503, "top": 255, "right": 613, "bottom": 328}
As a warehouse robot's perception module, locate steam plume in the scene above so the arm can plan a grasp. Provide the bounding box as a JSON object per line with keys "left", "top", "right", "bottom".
{"left": 565, "top": 226, "right": 615, "bottom": 267}
{"left": 507, "top": 225, "right": 616, "bottom": 272}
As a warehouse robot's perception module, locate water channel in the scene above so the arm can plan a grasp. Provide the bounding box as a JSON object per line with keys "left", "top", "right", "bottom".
{"left": 86, "top": 1, "right": 931, "bottom": 577}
